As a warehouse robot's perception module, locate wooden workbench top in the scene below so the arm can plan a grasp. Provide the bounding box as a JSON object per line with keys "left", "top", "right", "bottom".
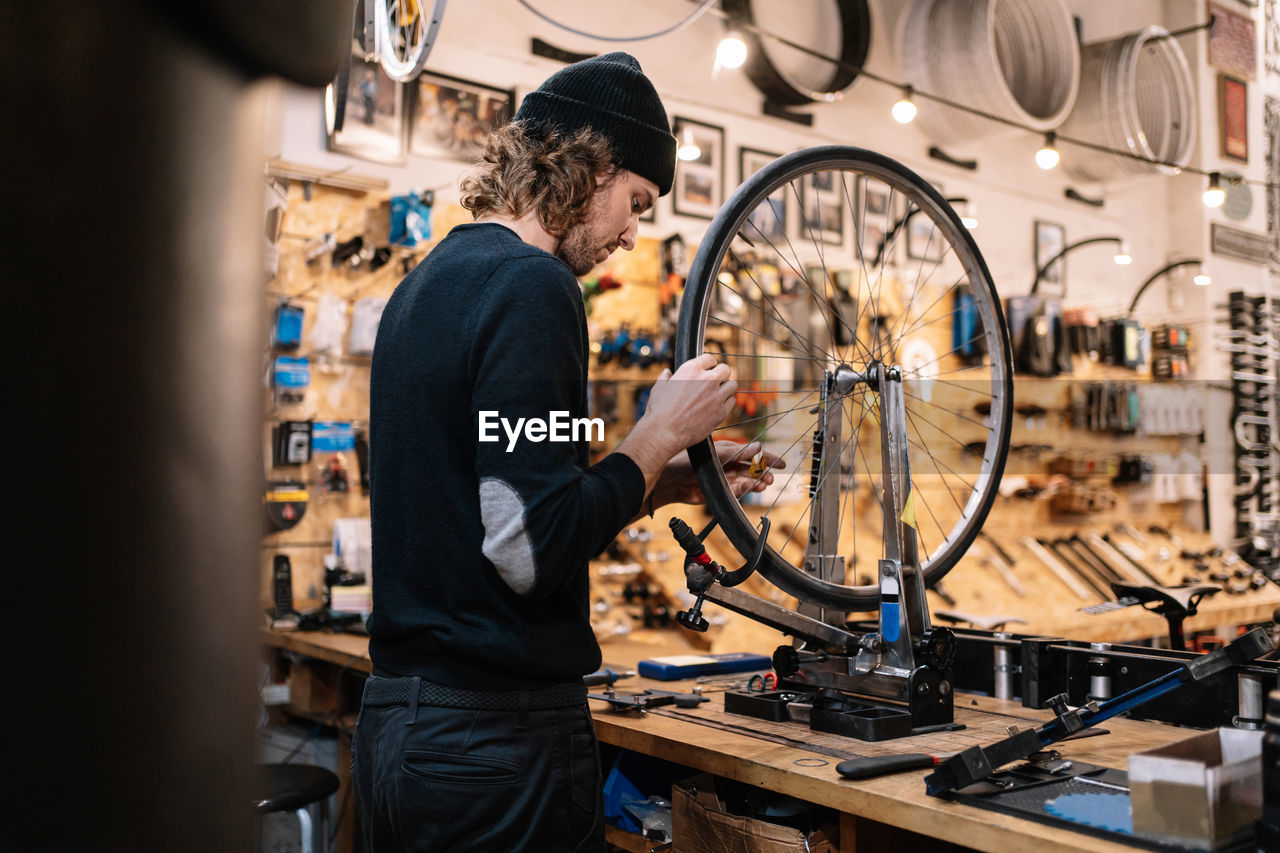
{"left": 263, "top": 627, "right": 1216, "bottom": 852}
{"left": 591, "top": 686, "right": 1186, "bottom": 853}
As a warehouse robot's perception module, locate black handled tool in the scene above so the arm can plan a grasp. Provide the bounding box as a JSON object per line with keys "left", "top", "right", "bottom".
{"left": 837, "top": 753, "right": 938, "bottom": 780}
{"left": 583, "top": 668, "right": 635, "bottom": 687}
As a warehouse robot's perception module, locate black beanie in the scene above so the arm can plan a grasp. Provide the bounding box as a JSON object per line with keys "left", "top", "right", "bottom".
{"left": 515, "top": 52, "right": 677, "bottom": 196}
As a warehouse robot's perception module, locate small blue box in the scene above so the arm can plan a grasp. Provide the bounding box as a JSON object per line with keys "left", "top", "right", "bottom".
{"left": 637, "top": 652, "right": 772, "bottom": 681}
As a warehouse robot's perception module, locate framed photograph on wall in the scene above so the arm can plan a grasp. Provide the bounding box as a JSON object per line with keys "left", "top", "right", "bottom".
{"left": 1208, "top": 1, "right": 1258, "bottom": 81}
{"left": 798, "top": 169, "right": 844, "bottom": 246}
{"left": 1034, "top": 220, "right": 1067, "bottom": 287}
{"left": 1267, "top": 95, "right": 1280, "bottom": 268}
{"left": 738, "top": 147, "right": 786, "bottom": 242}
{"left": 327, "top": 52, "right": 406, "bottom": 165}
{"left": 1220, "top": 73, "right": 1249, "bottom": 162}
{"left": 409, "top": 72, "right": 514, "bottom": 161}
{"left": 671, "top": 116, "right": 724, "bottom": 219}
{"left": 859, "top": 177, "right": 898, "bottom": 265}
{"left": 905, "top": 180, "right": 945, "bottom": 263}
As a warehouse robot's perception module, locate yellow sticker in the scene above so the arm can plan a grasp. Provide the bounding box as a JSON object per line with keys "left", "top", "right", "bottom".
{"left": 901, "top": 488, "right": 918, "bottom": 529}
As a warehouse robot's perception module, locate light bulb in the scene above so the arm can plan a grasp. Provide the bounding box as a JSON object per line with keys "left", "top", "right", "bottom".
{"left": 1203, "top": 172, "right": 1225, "bottom": 208}
{"left": 716, "top": 33, "right": 747, "bottom": 69}
{"left": 1193, "top": 272, "right": 1211, "bottom": 286}
{"left": 676, "top": 128, "right": 700, "bottom": 162}
{"left": 1036, "top": 133, "right": 1059, "bottom": 170}
{"left": 892, "top": 87, "right": 916, "bottom": 124}
{"left": 1113, "top": 242, "right": 1132, "bottom": 265}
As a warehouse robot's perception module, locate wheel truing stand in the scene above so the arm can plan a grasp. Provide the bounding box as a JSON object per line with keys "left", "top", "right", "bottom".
{"left": 673, "top": 362, "right": 957, "bottom": 739}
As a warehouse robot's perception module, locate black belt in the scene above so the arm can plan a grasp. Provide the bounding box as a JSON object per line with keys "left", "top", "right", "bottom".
{"left": 362, "top": 674, "right": 587, "bottom": 712}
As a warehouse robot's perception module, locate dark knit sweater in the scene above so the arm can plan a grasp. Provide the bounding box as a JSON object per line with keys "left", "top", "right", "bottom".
{"left": 367, "top": 222, "right": 646, "bottom": 689}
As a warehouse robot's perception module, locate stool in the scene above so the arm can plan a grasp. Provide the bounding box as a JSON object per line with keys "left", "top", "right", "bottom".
{"left": 253, "top": 763, "right": 340, "bottom": 853}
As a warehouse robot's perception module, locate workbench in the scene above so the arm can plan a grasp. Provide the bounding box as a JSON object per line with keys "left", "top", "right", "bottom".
{"left": 260, "top": 626, "right": 1245, "bottom": 852}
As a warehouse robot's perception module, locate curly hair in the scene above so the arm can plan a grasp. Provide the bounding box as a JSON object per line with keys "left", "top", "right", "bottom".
{"left": 459, "top": 121, "right": 617, "bottom": 240}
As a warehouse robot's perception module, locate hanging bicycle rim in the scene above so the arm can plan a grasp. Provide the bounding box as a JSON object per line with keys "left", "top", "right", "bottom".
{"left": 375, "top": 0, "right": 447, "bottom": 82}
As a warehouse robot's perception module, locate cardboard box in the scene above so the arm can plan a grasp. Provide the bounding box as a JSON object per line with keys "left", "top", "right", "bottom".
{"left": 672, "top": 774, "right": 837, "bottom": 853}
{"left": 1129, "top": 727, "right": 1262, "bottom": 849}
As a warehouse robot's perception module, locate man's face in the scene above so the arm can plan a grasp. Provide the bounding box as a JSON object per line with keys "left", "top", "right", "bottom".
{"left": 556, "top": 169, "right": 658, "bottom": 277}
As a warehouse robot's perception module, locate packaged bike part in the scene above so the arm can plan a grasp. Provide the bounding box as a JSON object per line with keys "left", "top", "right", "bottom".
{"left": 318, "top": 453, "right": 350, "bottom": 495}
{"left": 263, "top": 176, "right": 288, "bottom": 277}
{"left": 272, "top": 301, "right": 305, "bottom": 350}
{"left": 307, "top": 293, "right": 347, "bottom": 358}
{"left": 390, "top": 191, "right": 432, "bottom": 246}
{"left": 312, "top": 421, "right": 355, "bottom": 454}
{"left": 303, "top": 232, "right": 335, "bottom": 265}
{"left": 264, "top": 481, "right": 308, "bottom": 531}
{"left": 272, "top": 355, "right": 310, "bottom": 406}
{"left": 349, "top": 297, "right": 387, "bottom": 356}
{"left": 272, "top": 420, "right": 313, "bottom": 466}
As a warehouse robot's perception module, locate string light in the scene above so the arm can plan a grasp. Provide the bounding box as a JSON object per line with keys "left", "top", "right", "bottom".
{"left": 1193, "top": 271, "right": 1212, "bottom": 286}
{"left": 688, "top": 11, "right": 1280, "bottom": 192}
{"left": 891, "top": 86, "right": 917, "bottom": 124}
{"left": 1035, "top": 133, "right": 1060, "bottom": 170}
{"left": 1113, "top": 241, "right": 1132, "bottom": 265}
{"left": 716, "top": 32, "right": 747, "bottom": 69}
{"left": 1202, "top": 172, "right": 1225, "bottom": 208}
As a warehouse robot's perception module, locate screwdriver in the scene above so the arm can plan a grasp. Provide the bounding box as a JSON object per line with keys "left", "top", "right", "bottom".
{"left": 835, "top": 753, "right": 940, "bottom": 780}
{"left": 583, "top": 667, "right": 636, "bottom": 687}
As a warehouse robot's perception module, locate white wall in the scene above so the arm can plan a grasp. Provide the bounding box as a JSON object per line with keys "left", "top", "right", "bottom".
{"left": 265, "top": 0, "right": 1277, "bottom": 542}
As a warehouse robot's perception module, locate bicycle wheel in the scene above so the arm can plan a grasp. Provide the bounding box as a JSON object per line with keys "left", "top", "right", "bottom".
{"left": 375, "top": 0, "right": 447, "bottom": 82}
{"left": 676, "top": 146, "right": 1012, "bottom": 612}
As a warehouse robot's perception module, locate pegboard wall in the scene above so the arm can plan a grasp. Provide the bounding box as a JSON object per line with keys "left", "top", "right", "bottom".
{"left": 260, "top": 176, "right": 1274, "bottom": 652}
{"left": 259, "top": 177, "right": 674, "bottom": 611}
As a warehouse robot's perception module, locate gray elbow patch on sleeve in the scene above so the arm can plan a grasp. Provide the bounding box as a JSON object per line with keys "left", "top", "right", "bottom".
{"left": 478, "top": 478, "right": 538, "bottom": 595}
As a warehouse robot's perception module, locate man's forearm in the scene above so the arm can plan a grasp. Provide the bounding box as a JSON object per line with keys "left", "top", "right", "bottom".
{"left": 614, "top": 418, "right": 683, "bottom": 496}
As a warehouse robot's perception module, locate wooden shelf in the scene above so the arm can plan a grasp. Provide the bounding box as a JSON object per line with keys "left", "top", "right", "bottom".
{"left": 266, "top": 158, "right": 388, "bottom": 193}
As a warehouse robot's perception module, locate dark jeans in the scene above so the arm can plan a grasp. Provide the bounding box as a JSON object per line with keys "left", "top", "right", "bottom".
{"left": 351, "top": 681, "right": 605, "bottom": 852}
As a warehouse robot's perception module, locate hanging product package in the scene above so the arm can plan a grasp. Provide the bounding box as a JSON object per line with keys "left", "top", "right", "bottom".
{"left": 272, "top": 301, "right": 305, "bottom": 350}
{"left": 952, "top": 285, "right": 987, "bottom": 365}
{"left": 263, "top": 176, "right": 288, "bottom": 277}
{"left": 1007, "top": 294, "right": 1067, "bottom": 376}
{"left": 390, "top": 191, "right": 433, "bottom": 246}
{"left": 308, "top": 293, "right": 348, "bottom": 359}
{"left": 350, "top": 297, "right": 388, "bottom": 356}
{"left": 272, "top": 355, "right": 310, "bottom": 406}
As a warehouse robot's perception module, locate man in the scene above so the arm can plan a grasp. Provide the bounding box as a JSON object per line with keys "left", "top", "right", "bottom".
{"left": 352, "top": 52, "right": 778, "bottom": 852}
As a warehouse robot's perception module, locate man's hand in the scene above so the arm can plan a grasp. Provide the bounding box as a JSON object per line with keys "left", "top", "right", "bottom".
{"left": 617, "top": 355, "right": 776, "bottom": 506}
{"left": 639, "top": 353, "right": 737, "bottom": 458}
{"left": 648, "top": 440, "right": 785, "bottom": 511}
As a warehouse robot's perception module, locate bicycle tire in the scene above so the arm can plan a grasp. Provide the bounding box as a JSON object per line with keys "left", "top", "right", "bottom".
{"left": 376, "top": 0, "right": 447, "bottom": 82}
{"left": 325, "top": 48, "right": 352, "bottom": 135}
{"left": 675, "top": 145, "right": 1013, "bottom": 611}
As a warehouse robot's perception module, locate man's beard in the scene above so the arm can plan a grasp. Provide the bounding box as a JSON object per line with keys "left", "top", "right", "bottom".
{"left": 556, "top": 219, "right": 603, "bottom": 277}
